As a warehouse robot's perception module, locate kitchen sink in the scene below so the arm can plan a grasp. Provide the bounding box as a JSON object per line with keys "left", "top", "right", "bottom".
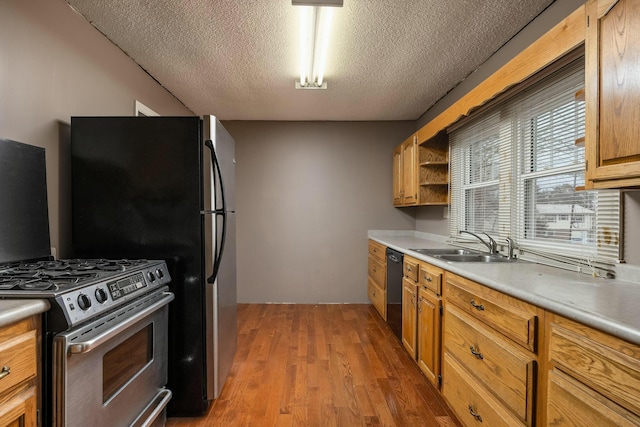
{"left": 435, "top": 254, "right": 516, "bottom": 263}
{"left": 409, "top": 248, "right": 480, "bottom": 256}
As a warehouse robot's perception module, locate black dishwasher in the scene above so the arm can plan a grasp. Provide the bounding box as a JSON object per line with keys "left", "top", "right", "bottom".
{"left": 386, "top": 248, "right": 403, "bottom": 341}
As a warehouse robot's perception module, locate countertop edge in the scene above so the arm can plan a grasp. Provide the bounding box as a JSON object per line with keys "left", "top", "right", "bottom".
{"left": 368, "top": 230, "right": 640, "bottom": 346}
{"left": 0, "top": 300, "right": 50, "bottom": 328}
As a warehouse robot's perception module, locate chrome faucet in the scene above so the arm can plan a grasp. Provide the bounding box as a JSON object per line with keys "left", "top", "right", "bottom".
{"left": 505, "top": 237, "right": 515, "bottom": 259}
{"left": 460, "top": 230, "right": 498, "bottom": 254}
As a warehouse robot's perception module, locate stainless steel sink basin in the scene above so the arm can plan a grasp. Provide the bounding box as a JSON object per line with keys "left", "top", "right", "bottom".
{"left": 436, "top": 254, "right": 515, "bottom": 263}
{"left": 410, "top": 248, "right": 480, "bottom": 256}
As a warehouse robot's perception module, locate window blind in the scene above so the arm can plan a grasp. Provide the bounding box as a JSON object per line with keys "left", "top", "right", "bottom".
{"left": 449, "top": 59, "right": 621, "bottom": 267}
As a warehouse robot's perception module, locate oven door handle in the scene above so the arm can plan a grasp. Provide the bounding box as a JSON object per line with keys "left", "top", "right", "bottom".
{"left": 130, "top": 388, "right": 172, "bottom": 427}
{"left": 67, "top": 292, "right": 175, "bottom": 355}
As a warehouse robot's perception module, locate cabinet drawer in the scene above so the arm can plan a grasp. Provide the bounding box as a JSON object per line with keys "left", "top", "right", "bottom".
{"left": 548, "top": 315, "right": 640, "bottom": 416}
{"left": 419, "top": 262, "right": 443, "bottom": 296}
{"left": 0, "top": 330, "right": 37, "bottom": 396}
{"left": 403, "top": 257, "right": 419, "bottom": 282}
{"left": 445, "top": 273, "right": 538, "bottom": 352}
{"left": 368, "top": 278, "right": 386, "bottom": 320}
{"left": 367, "top": 255, "right": 386, "bottom": 289}
{"left": 444, "top": 304, "right": 535, "bottom": 425}
{"left": 547, "top": 369, "right": 640, "bottom": 427}
{"left": 368, "top": 240, "right": 386, "bottom": 263}
{"left": 442, "top": 353, "right": 526, "bottom": 427}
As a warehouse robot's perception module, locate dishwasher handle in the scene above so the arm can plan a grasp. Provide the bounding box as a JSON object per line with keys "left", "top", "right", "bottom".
{"left": 387, "top": 254, "right": 401, "bottom": 263}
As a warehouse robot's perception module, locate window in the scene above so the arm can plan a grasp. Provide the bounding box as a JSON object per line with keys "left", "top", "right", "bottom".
{"left": 450, "top": 59, "right": 621, "bottom": 265}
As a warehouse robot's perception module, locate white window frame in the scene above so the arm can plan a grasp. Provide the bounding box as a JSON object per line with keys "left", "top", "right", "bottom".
{"left": 449, "top": 59, "right": 621, "bottom": 267}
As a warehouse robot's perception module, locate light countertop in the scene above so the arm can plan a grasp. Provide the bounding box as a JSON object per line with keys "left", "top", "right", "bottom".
{"left": 369, "top": 230, "right": 640, "bottom": 345}
{"left": 0, "top": 299, "right": 50, "bottom": 328}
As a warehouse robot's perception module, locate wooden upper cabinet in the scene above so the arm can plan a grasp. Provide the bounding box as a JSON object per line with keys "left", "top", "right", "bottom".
{"left": 401, "top": 135, "right": 418, "bottom": 205}
{"left": 392, "top": 134, "right": 418, "bottom": 207}
{"left": 392, "top": 145, "right": 403, "bottom": 205}
{"left": 586, "top": 0, "right": 640, "bottom": 188}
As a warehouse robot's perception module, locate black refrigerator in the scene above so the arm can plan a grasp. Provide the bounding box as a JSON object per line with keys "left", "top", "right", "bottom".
{"left": 70, "top": 115, "right": 237, "bottom": 416}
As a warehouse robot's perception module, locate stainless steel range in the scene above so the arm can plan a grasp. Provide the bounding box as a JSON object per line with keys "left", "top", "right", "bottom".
{"left": 0, "top": 258, "right": 171, "bottom": 329}
{"left": 0, "top": 138, "right": 174, "bottom": 427}
{"left": 0, "top": 258, "right": 175, "bottom": 427}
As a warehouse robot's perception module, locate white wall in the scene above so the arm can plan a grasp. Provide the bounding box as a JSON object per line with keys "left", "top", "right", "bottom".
{"left": 0, "top": 0, "right": 192, "bottom": 258}
{"left": 223, "top": 121, "right": 416, "bottom": 303}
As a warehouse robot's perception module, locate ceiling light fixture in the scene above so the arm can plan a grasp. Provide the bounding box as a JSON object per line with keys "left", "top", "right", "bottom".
{"left": 293, "top": 0, "right": 343, "bottom": 90}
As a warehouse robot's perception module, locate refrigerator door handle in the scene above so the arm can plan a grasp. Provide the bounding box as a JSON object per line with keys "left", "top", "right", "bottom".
{"left": 204, "top": 140, "right": 227, "bottom": 284}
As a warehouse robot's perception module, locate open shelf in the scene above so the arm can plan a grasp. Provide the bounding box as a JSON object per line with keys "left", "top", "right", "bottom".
{"left": 418, "top": 131, "right": 449, "bottom": 205}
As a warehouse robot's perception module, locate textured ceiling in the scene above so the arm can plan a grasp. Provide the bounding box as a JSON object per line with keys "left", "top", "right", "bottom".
{"left": 65, "top": 0, "right": 554, "bottom": 121}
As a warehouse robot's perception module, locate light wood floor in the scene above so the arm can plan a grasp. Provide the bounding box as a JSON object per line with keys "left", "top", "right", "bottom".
{"left": 166, "top": 304, "right": 460, "bottom": 427}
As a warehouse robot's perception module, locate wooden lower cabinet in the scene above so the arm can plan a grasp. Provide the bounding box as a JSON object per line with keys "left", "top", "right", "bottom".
{"left": 401, "top": 277, "right": 418, "bottom": 358}
{"left": 368, "top": 278, "right": 386, "bottom": 319}
{"left": 366, "top": 243, "right": 640, "bottom": 427}
{"left": 401, "top": 256, "right": 443, "bottom": 388}
{"left": 544, "top": 313, "right": 640, "bottom": 426}
{"left": 443, "top": 353, "right": 527, "bottom": 427}
{"left": 0, "top": 387, "right": 37, "bottom": 427}
{"left": 417, "top": 287, "right": 441, "bottom": 386}
{"left": 0, "top": 316, "right": 40, "bottom": 427}
{"left": 444, "top": 304, "right": 536, "bottom": 424}
{"left": 547, "top": 369, "right": 639, "bottom": 426}
{"left": 367, "top": 240, "right": 387, "bottom": 319}
{"left": 443, "top": 273, "right": 540, "bottom": 427}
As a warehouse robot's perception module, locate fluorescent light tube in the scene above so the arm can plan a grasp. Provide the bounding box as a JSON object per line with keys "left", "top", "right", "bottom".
{"left": 297, "top": 5, "right": 333, "bottom": 88}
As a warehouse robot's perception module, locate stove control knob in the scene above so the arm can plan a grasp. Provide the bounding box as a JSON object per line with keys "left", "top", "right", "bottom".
{"left": 95, "top": 288, "right": 108, "bottom": 304}
{"left": 77, "top": 294, "right": 92, "bottom": 311}
{"left": 156, "top": 269, "right": 164, "bottom": 279}
{"left": 147, "top": 271, "right": 156, "bottom": 282}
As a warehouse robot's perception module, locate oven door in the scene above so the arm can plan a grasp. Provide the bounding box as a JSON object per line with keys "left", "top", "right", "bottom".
{"left": 53, "top": 290, "right": 174, "bottom": 427}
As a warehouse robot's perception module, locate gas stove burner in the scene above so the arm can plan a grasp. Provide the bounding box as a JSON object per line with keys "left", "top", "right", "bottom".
{"left": 0, "top": 278, "right": 25, "bottom": 290}
{"left": 65, "top": 260, "right": 104, "bottom": 271}
{"left": 18, "top": 281, "right": 58, "bottom": 291}
{"left": 39, "top": 261, "right": 71, "bottom": 271}
{"left": 15, "top": 262, "right": 48, "bottom": 272}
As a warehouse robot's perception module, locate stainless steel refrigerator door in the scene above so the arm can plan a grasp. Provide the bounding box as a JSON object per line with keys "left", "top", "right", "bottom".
{"left": 211, "top": 212, "right": 237, "bottom": 398}
{"left": 202, "top": 115, "right": 237, "bottom": 399}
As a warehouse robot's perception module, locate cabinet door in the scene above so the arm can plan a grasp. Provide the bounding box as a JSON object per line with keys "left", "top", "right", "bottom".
{"left": 401, "top": 136, "right": 418, "bottom": 205}
{"left": 368, "top": 255, "right": 386, "bottom": 289}
{"left": 368, "top": 278, "right": 386, "bottom": 320}
{"left": 0, "top": 387, "right": 37, "bottom": 427}
{"left": 586, "top": 0, "right": 640, "bottom": 188}
{"left": 392, "top": 145, "right": 403, "bottom": 205}
{"left": 402, "top": 279, "right": 417, "bottom": 358}
{"left": 417, "top": 288, "right": 441, "bottom": 387}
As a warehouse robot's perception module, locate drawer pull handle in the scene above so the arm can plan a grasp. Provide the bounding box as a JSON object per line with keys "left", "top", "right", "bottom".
{"left": 0, "top": 366, "right": 10, "bottom": 380}
{"left": 470, "top": 299, "right": 485, "bottom": 311}
{"left": 425, "top": 276, "right": 432, "bottom": 282}
{"left": 407, "top": 266, "right": 412, "bottom": 272}
{"left": 469, "top": 346, "right": 484, "bottom": 360}
{"left": 468, "top": 404, "right": 483, "bottom": 422}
